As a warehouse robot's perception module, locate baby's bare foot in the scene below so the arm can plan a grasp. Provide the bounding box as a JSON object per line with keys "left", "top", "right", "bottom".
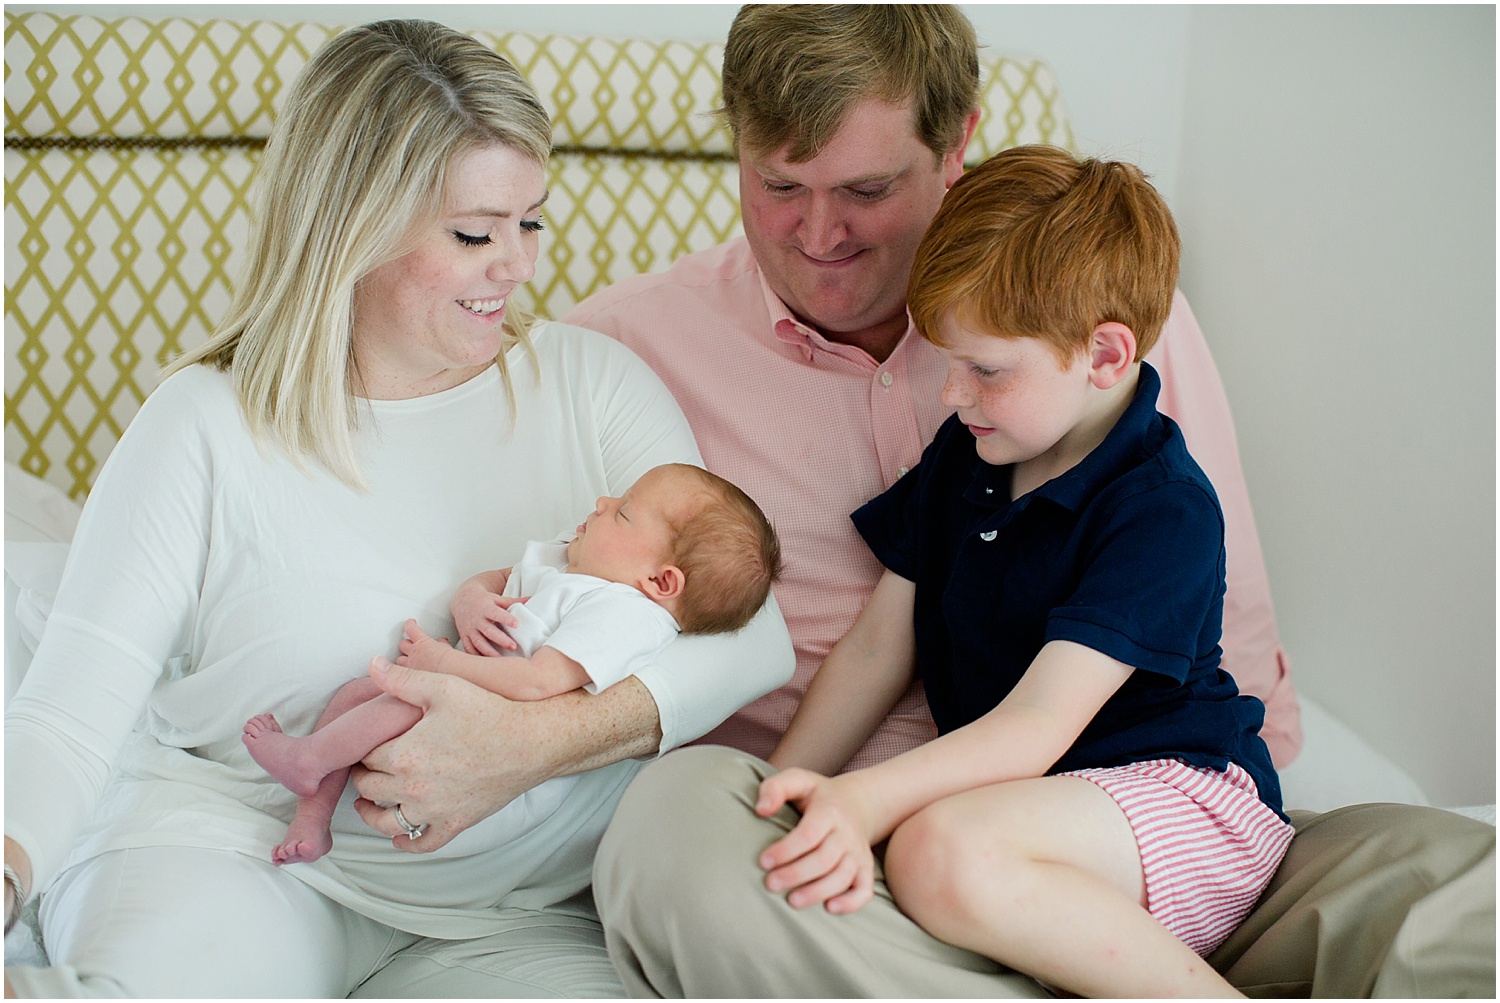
{"left": 271, "top": 817, "right": 334, "bottom": 866}
{"left": 242, "top": 714, "right": 326, "bottom": 798}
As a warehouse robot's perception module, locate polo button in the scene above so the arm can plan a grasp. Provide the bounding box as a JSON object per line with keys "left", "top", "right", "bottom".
{"left": 985, "top": 487, "right": 993, "bottom": 494}
{"left": 980, "top": 530, "right": 997, "bottom": 542}
{"left": 879, "top": 371, "right": 894, "bottom": 388}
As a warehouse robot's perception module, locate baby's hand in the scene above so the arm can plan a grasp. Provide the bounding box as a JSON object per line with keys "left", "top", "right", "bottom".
{"left": 754, "top": 768, "right": 878, "bottom": 915}
{"left": 451, "top": 581, "right": 521, "bottom": 657}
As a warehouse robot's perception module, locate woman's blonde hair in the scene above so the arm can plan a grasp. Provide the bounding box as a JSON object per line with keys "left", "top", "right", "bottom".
{"left": 168, "top": 20, "right": 552, "bottom": 486}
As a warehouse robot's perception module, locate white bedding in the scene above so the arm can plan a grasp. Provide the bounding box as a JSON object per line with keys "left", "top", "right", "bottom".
{"left": 2, "top": 464, "right": 1488, "bottom": 968}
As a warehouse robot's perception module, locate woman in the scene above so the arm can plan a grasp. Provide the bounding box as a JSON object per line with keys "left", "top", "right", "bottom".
{"left": 3, "top": 20, "right": 791, "bottom": 997}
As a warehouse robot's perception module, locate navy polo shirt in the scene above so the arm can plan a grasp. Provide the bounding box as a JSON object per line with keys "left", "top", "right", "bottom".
{"left": 853, "top": 362, "right": 1284, "bottom": 819}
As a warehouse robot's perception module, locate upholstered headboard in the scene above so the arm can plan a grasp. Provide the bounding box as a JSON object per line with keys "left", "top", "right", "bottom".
{"left": 4, "top": 11, "right": 1074, "bottom": 499}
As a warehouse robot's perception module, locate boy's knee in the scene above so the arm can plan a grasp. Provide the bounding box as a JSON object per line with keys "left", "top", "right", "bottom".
{"left": 887, "top": 800, "right": 1012, "bottom": 935}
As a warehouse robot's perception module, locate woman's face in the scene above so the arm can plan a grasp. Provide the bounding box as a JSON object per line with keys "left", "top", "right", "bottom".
{"left": 353, "top": 144, "right": 548, "bottom": 399}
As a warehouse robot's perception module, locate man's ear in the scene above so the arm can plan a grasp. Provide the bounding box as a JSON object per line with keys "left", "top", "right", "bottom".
{"left": 942, "top": 108, "right": 982, "bottom": 188}
{"left": 643, "top": 565, "right": 686, "bottom": 602}
{"left": 1088, "top": 322, "right": 1138, "bottom": 390}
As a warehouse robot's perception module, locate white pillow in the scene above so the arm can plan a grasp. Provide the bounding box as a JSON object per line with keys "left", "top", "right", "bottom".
{"left": 1277, "top": 694, "right": 1431, "bottom": 811}
{"left": 4, "top": 464, "right": 82, "bottom": 543}
{"left": 5, "top": 541, "right": 71, "bottom": 701}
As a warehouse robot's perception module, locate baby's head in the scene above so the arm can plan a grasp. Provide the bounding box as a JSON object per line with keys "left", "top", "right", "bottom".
{"left": 566, "top": 463, "right": 782, "bottom": 634}
{"left": 908, "top": 144, "right": 1180, "bottom": 366}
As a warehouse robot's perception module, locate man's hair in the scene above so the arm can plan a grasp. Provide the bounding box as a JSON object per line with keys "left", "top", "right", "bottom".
{"left": 168, "top": 20, "right": 552, "bottom": 487}
{"left": 719, "top": 4, "right": 979, "bottom": 162}
{"left": 665, "top": 465, "right": 783, "bottom": 635}
{"left": 908, "top": 145, "right": 1180, "bottom": 364}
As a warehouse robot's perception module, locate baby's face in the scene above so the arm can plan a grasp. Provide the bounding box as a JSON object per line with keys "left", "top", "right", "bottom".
{"left": 566, "top": 466, "right": 689, "bottom": 587}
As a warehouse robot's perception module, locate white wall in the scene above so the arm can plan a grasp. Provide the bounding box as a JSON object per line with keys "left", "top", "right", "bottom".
{"left": 1174, "top": 6, "right": 1495, "bottom": 806}
{"left": 13, "top": 4, "right": 1495, "bottom": 803}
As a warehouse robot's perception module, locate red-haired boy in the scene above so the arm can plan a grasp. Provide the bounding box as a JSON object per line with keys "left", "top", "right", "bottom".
{"left": 759, "top": 145, "right": 1291, "bottom": 998}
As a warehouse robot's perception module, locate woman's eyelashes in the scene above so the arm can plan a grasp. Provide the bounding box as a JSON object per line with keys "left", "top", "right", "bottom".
{"left": 451, "top": 218, "right": 546, "bottom": 246}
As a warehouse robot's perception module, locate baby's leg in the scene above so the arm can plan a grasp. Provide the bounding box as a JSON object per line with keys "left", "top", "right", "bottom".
{"left": 883, "top": 774, "right": 1241, "bottom": 998}
{"left": 244, "top": 677, "right": 418, "bottom": 797}
{"left": 273, "top": 768, "right": 345, "bottom": 865}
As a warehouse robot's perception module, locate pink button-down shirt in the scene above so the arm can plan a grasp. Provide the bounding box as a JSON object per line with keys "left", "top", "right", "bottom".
{"left": 567, "top": 238, "right": 1301, "bottom": 769}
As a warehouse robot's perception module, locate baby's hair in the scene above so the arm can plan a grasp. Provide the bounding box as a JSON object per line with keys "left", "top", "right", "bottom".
{"left": 908, "top": 144, "right": 1180, "bottom": 365}
{"left": 664, "top": 464, "right": 783, "bottom": 634}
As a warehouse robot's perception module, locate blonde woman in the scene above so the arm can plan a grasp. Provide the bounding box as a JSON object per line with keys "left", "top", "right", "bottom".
{"left": 3, "top": 20, "right": 791, "bottom": 997}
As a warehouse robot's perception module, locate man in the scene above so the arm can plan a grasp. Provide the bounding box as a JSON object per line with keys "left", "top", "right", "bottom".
{"left": 570, "top": 5, "right": 1492, "bottom": 997}
{"left": 568, "top": 5, "right": 1298, "bottom": 774}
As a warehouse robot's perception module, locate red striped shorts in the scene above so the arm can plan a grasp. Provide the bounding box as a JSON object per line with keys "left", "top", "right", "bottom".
{"left": 1058, "top": 758, "right": 1294, "bottom": 955}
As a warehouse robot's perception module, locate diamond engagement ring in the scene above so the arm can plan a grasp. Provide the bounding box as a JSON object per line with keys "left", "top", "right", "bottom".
{"left": 393, "top": 804, "right": 427, "bottom": 841}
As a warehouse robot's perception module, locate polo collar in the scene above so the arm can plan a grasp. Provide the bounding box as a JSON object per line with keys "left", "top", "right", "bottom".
{"left": 964, "top": 362, "right": 1167, "bottom": 515}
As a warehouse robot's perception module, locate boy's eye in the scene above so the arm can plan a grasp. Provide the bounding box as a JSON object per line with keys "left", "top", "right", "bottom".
{"left": 761, "top": 179, "right": 797, "bottom": 195}
{"left": 453, "top": 230, "right": 491, "bottom": 246}
{"left": 848, "top": 185, "right": 888, "bottom": 201}
{"left": 969, "top": 363, "right": 999, "bottom": 378}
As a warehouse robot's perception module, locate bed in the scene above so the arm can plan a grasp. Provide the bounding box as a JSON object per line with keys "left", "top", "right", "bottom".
{"left": 4, "top": 9, "right": 1492, "bottom": 993}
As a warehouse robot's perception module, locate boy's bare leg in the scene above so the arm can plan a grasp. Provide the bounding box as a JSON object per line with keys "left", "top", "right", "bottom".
{"left": 243, "top": 677, "right": 419, "bottom": 797}
{"left": 884, "top": 775, "right": 1240, "bottom": 999}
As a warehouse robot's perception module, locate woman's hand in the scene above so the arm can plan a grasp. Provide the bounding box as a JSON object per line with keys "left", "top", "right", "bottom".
{"left": 754, "top": 768, "right": 879, "bottom": 915}
{"left": 349, "top": 656, "right": 661, "bottom": 853}
{"left": 4, "top": 837, "right": 33, "bottom": 935}
{"left": 451, "top": 579, "right": 521, "bottom": 656}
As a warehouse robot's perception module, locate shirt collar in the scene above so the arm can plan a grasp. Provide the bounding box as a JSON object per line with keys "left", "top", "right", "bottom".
{"left": 756, "top": 265, "right": 919, "bottom": 368}
{"left": 1031, "top": 361, "right": 1167, "bottom": 512}
{"left": 964, "top": 362, "right": 1167, "bottom": 514}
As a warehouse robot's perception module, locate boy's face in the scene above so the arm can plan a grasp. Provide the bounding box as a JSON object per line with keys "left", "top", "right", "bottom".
{"left": 566, "top": 466, "right": 687, "bottom": 589}
{"left": 935, "top": 318, "right": 1094, "bottom": 469}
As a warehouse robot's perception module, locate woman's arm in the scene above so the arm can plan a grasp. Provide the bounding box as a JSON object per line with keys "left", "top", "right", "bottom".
{"left": 4, "top": 371, "right": 212, "bottom": 895}
{"left": 769, "top": 569, "right": 916, "bottom": 775}
{"left": 353, "top": 665, "right": 662, "bottom": 850}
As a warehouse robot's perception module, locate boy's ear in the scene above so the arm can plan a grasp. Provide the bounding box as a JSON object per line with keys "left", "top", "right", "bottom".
{"left": 643, "top": 565, "right": 686, "bottom": 602}
{"left": 1088, "top": 322, "right": 1137, "bottom": 390}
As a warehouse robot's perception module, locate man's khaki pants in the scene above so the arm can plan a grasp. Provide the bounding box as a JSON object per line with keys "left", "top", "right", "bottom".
{"left": 595, "top": 746, "right": 1495, "bottom": 998}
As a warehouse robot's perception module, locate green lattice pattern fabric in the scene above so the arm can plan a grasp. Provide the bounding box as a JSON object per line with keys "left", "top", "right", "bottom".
{"left": 5, "top": 11, "right": 1073, "bottom": 498}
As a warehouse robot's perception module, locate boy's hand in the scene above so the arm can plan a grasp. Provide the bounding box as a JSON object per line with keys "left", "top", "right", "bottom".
{"left": 451, "top": 582, "right": 521, "bottom": 656}
{"left": 754, "top": 768, "right": 877, "bottom": 915}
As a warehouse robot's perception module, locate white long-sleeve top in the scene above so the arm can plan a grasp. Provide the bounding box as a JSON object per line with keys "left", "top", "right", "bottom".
{"left": 4, "top": 322, "right": 794, "bottom": 938}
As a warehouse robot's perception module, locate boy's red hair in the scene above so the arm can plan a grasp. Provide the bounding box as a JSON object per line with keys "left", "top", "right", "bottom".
{"left": 909, "top": 145, "right": 1180, "bottom": 364}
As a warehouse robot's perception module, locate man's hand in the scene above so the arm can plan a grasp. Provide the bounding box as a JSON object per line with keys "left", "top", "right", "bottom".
{"left": 754, "top": 768, "right": 879, "bottom": 915}
{"left": 350, "top": 654, "right": 663, "bottom": 853}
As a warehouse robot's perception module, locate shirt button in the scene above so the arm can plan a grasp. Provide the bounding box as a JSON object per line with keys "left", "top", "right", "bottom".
{"left": 879, "top": 371, "right": 894, "bottom": 388}
{"left": 985, "top": 487, "right": 993, "bottom": 494}
{"left": 980, "top": 530, "right": 998, "bottom": 542}
{"left": 897, "top": 466, "right": 910, "bottom": 478}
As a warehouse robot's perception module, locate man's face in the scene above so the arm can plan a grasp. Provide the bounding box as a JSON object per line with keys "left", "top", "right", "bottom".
{"left": 738, "top": 98, "right": 968, "bottom": 357}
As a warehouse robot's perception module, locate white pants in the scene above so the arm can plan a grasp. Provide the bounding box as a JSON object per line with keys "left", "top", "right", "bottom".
{"left": 8, "top": 846, "right": 622, "bottom": 998}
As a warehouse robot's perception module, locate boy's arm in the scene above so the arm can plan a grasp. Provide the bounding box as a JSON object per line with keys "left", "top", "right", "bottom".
{"left": 768, "top": 569, "right": 917, "bottom": 775}
{"left": 844, "top": 639, "right": 1132, "bottom": 836}
{"left": 757, "top": 640, "right": 1132, "bottom": 913}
